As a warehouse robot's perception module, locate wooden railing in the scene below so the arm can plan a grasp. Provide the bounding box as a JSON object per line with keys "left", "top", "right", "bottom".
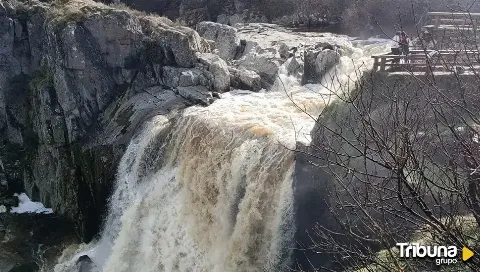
{"left": 372, "top": 50, "right": 480, "bottom": 72}
{"left": 427, "top": 12, "right": 480, "bottom": 29}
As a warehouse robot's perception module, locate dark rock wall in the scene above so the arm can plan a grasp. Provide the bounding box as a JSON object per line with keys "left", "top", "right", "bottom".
{"left": 0, "top": 0, "right": 209, "bottom": 241}
{"left": 0, "top": 213, "right": 78, "bottom": 271}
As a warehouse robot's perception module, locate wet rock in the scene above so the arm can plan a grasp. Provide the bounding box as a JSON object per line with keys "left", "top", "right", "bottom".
{"left": 234, "top": 41, "right": 282, "bottom": 85}
{"left": 302, "top": 49, "right": 340, "bottom": 84}
{"left": 315, "top": 42, "right": 335, "bottom": 50}
{"left": 196, "top": 53, "right": 231, "bottom": 93}
{"left": 76, "top": 255, "right": 95, "bottom": 272}
{"left": 196, "top": 21, "right": 240, "bottom": 61}
{"left": 8, "top": 263, "right": 39, "bottom": 272}
{"left": 176, "top": 86, "right": 214, "bottom": 106}
{"left": 0, "top": 213, "right": 78, "bottom": 272}
{"left": 237, "top": 69, "right": 261, "bottom": 91}
{"left": 162, "top": 67, "right": 207, "bottom": 88}
{"left": 279, "top": 43, "right": 290, "bottom": 59}
{"left": 303, "top": 49, "right": 321, "bottom": 84}
{"left": 1, "top": 195, "right": 19, "bottom": 208}
{"left": 229, "top": 67, "right": 262, "bottom": 91}
{"left": 233, "top": 23, "right": 353, "bottom": 88}
{"left": 286, "top": 56, "right": 303, "bottom": 78}
{"left": 315, "top": 49, "right": 341, "bottom": 77}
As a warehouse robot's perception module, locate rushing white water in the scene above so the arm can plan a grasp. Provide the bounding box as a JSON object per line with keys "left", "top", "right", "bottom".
{"left": 54, "top": 34, "right": 391, "bottom": 272}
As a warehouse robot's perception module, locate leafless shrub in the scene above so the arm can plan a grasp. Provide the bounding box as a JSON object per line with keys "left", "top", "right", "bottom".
{"left": 289, "top": 7, "right": 480, "bottom": 272}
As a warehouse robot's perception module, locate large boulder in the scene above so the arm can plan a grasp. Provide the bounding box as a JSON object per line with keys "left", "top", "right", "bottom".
{"left": 286, "top": 56, "right": 303, "bottom": 78}
{"left": 229, "top": 67, "right": 262, "bottom": 91}
{"left": 315, "top": 49, "right": 341, "bottom": 76}
{"left": 196, "top": 52, "right": 231, "bottom": 92}
{"left": 196, "top": 21, "right": 240, "bottom": 60}
{"left": 303, "top": 48, "right": 340, "bottom": 84}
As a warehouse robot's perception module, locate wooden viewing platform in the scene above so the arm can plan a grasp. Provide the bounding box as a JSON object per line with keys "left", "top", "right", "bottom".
{"left": 424, "top": 12, "right": 480, "bottom": 30}
{"left": 372, "top": 11, "right": 480, "bottom": 73}
{"left": 372, "top": 50, "right": 480, "bottom": 72}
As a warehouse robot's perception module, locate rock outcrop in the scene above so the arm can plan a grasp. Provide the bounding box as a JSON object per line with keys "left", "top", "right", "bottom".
{"left": 196, "top": 52, "right": 231, "bottom": 92}
{"left": 229, "top": 66, "right": 262, "bottom": 91}
{"left": 233, "top": 24, "right": 349, "bottom": 88}
{"left": 303, "top": 47, "right": 341, "bottom": 84}
{"left": 196, "top": 21, "right": 240, "bottom": 60}
{"left": 0, "top": 0, "right": 224, "bottom": 243}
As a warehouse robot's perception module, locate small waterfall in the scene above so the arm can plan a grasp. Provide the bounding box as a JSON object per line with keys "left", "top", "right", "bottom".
{"left": 54, "top": 36, "right": 392, "bottom": 272}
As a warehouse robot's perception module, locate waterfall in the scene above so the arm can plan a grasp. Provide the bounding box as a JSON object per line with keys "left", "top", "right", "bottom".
{"left": 103, "top": 112, "right": 297, "bottom": 272}
{"left": 53, "top": 36, "right": 392, "bottom": 272}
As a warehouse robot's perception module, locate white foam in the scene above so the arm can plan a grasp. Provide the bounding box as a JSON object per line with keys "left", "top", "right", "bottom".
{"left": 10, "top": 193, "right": 53, "bottom": 214}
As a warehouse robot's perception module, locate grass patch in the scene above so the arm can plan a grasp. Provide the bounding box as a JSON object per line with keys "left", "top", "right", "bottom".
{"left": 108, "top": 2, "right": 148, "bottom": 16}
{"left": 46, "top": 0, "right": 157, "bottom": 28}
{"left": 48, "top": 0, "right": 110, "bottom": 27}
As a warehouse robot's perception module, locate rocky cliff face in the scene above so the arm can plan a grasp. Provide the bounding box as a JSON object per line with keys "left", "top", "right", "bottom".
{"left": 0, "top": 0, "right": 241, "bottom": 241}
{"left": 0, "top": 0, "right": 301, "bottom": 244}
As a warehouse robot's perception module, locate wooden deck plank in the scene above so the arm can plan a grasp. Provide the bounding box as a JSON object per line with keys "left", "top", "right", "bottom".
{"left": 428, "top": 12, "right": 480, "bottom": 17}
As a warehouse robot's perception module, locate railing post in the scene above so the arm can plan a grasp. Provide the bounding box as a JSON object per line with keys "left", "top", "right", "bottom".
{"left": 373, "top": 57, "right": 379, "bottom": 71}
{"left": 434, "top": 15, "right": 440, "bottom": 28}
{"left": 380, "top": 57, "right": 386, "bottom": 71}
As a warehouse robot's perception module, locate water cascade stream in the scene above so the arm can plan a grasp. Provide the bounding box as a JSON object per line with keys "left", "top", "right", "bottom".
{"left": 53, "top": 33, "right": 391, "bottom": 272}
